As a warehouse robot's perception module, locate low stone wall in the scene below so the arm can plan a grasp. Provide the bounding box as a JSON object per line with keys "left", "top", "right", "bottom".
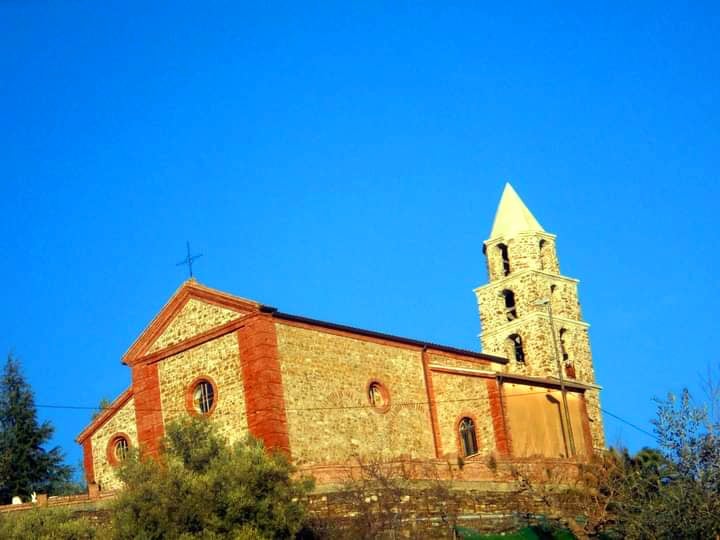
{"left": 0, "top": 457, "right": 588, "bottom": 537}
{"left": 306, "top": 482, "right": 583, "bottom": 538}
{"left": 0, "top": 490, "right": 115, "bottom": 514}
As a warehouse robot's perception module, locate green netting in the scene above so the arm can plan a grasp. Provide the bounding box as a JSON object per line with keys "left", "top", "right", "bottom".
{"left": 454, "top": 525, "right": 576, "bottom": 540}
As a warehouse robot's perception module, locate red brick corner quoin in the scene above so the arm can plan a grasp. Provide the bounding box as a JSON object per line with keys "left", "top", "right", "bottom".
{"left": 132, "top": 362, "right": 164, "bottom": 457}
{"left": 486, "top": 379, "right": 511, "bottom": 456}
{"left": 237, "top": 314, "right": 291, "bottom": 456}
{"left": 82, "top": 439, "right": 95, "bottom": 484}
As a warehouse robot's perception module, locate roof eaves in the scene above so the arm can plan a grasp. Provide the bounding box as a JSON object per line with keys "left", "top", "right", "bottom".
{"left": 264, "top": 307, "right": 508, "bottom": 365}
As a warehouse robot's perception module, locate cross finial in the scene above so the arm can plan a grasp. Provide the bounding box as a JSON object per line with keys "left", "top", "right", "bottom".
{"left": 176, "top": 241, "right": 203, "bottom": 278}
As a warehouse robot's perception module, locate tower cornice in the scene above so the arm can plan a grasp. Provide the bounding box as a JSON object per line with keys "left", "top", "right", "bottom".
{"left": 478, "top": 311, "right": 590, "bottom": 342}
{"left": 484, "top": 230, "right": 557, "bottom": 250}
{"left": 473, "top": 269, "right": 579, "bottom": 293}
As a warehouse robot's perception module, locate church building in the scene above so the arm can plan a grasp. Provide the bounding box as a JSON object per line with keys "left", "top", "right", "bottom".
{"left": 77, "top": 184, "right": 605, "bottom": 490}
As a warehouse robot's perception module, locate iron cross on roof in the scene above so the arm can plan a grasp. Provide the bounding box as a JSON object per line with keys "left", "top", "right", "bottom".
{"left": 176, "top": 241, "right": 203, "bottom": 278}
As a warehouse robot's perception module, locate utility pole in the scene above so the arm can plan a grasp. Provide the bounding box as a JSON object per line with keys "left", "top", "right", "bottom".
{"left": 535, "top": 297, "right": 576, "bottom": 458}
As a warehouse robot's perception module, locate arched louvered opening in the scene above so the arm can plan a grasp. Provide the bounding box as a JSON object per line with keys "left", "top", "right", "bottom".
{"left": 502, "top": 289, "right": 517, "bottom": 321}
{"left": 498, "top": 243, "right": 510, "bottom": 276}
{"left": 508, "top": 334, "right": 525, "bottom": 363}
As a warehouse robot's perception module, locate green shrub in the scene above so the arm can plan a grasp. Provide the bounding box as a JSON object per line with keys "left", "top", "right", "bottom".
{"left": 0, "top": 507, "right": 106, "bottom": 539}
{"left": 111, "top": 417, "right": 313, "bottom": 539}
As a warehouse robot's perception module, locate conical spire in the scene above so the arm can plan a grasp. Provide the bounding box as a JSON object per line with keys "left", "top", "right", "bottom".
{"left": 489, "top": 183, "right": 544, "bottom": 239}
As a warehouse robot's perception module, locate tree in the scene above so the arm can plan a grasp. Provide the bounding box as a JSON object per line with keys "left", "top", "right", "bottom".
{"left": 0, "top": 354, "right": 73, "bottom": 504}
{"left": 91, "top": 397, "right": 113, "bottom": 421}
{"left": 112, "top": 417, "right": 313, "bottom": 539}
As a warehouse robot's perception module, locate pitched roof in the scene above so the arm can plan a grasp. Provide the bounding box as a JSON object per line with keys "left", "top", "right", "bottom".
{"left": 489, "top": 183, "right": 545, "bottom": 240}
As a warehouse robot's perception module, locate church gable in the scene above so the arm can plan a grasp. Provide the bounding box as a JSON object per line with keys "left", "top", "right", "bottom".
{"left": 147, "top": 298, "right": 243, "bottom": 353}
{"left": 122, "top": 280, "right": 262, "bottom": 365}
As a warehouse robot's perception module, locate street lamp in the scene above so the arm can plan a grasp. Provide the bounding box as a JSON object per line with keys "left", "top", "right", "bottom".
{"left": 534, "top": 297, "right": 576, "bottom": 458}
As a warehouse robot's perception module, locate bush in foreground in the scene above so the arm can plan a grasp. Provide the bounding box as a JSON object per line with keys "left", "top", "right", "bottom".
{"left": 112, "top": 417, "right": 313, "bottom": 539}
{"left": 0, "top": 507, "right": 106, "bottom": 539}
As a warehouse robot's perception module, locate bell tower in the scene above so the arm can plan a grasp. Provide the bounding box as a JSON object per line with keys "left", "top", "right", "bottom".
{"left": 475, "top": 183, "right": 605, "bottom": 449}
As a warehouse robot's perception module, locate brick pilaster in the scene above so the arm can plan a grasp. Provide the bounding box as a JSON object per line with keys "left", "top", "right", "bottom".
{"left": 486, "top": 379, "right": 511, "bottom": 456}
{"left": 82, "top": 439, "right": 95, "bottom": 484}
{"left": 132, "top": 362, "right": 164, "bottom": 457}
{"left": 421, "top": 349, "right": 443, "bottom": 458}
{"left": 237, "top": 315, "right": 291, "bottom": 455}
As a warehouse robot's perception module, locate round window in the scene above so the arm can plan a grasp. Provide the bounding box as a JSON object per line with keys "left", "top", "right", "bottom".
{"left": 193, "top": 380, "right": 215, "bottom": 414}
{"left": 367, "top": 381, "right": 390, "bottom": 412}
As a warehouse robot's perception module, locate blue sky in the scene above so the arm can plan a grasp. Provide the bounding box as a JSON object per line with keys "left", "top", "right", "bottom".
{"left": 1, "top": 2, "right": 719, "bottom": 475}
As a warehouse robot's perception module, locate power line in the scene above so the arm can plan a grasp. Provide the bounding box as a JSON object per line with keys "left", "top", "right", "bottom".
{"left": 601, "top": 408, "right": 657, "bottom": 441}
{"left": 41, "top": 391, "right": 540, "bottom": 416}
{"left": 41, "top": 395, "right": 660, "bottom": 445}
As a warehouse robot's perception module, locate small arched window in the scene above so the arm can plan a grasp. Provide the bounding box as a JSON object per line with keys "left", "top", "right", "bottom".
{"left": 497, "top": 243, "right": 510, "bottom": 276}
{"left": 502, "top": 289, "right": 517, "bottom": 321}
{"left": 114, "top": 437, "right": 129, "bottom": 462}
{"left": 459, "top": 417, "right": 478, "bottom": 456}
{"left": 508, "top": 334, "right": 525, "bottom": 363}
{"left": 107, "top": 433, "right": 131, "bottom": 466}
{"left": 559, "top": 328, "right": 569, "bottom": 363}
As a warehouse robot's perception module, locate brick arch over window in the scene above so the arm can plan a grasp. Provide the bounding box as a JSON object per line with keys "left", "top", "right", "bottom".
{"left": 185, "top": 375, "right": 219, "bottom": 417}
{"left": 107, "top": 433, "right": 131, "bottom": 467}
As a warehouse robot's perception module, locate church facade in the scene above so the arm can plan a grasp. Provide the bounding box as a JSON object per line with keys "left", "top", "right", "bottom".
{"left": 77, "top": 184, "right": 604, "bottom": 490}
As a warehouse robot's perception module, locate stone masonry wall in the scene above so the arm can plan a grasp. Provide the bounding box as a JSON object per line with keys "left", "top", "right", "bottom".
{"left": 481, "top": 315, "right": 594, "bottom": 382}
{"left": 584, "top": 389, "right": 605, "bottom": 450}
{"left": 91, "top": 398, "right": 138, "bottom": 491}
{"left": 432, "top": 371, "right": 497, "bottom": 457}
{"left": 275, "top": 323, "right": 436, "bottom": 466}
{"left": 485, "top": 232, "right": 559, "bottom": 282}
{"left": 148, "top": 299, "right": 242, "bottom": 353}
{"left": 475, "top": 271, "right": 581, "bottom": 336}
{"left": 157, "top": 333, "right": 249, "bottom": 445}
{"left": 426, "top": 352, "right": 498, "bottom": 373}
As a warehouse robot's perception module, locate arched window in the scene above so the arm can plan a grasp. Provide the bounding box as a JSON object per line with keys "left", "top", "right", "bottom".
{"left": 497, "top": 243, "right": 510, "bottom": 276}
{"left": 459, "top": 417, "right": 478, "bottom": 456}
{"left": 508, "top": 334, "right": 525, "bottom": 363}
{"left": 539, "top": 239, "right": 547, "bottom": 270}
{"left": 502, "top": 289, "right": 517, "bottom": 321}
{"left": 107, "top": 433, "right": 131, "bottom": 466}
{"left": 559, "top": 328, "right": 569, "bottom": 363}
{"left": 114, "top": 437, "right": 129, "bottom": 462}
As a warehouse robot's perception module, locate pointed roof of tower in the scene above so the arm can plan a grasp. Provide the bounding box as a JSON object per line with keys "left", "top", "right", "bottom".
{"left": 489, "top": 183, "right": 545, "bottom": 239}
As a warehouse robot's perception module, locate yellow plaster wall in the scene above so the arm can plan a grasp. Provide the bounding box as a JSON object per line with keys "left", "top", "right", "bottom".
{"left": 432, "top": 372, "right": 496, "bottom": 457}
{"left": 148, "top": 299, "right": 242, "bottom": 353}
{"left": 503, "top": 384, "right": 589, "bottom": 458}
{"left": 91, "top": 397, "right": 138, "bottom": 491}
{"left": 275, "top": 323, "right": 436, "bottom": 466}
{"left": 157, "top": 333, "right": 249, "bottom": 445}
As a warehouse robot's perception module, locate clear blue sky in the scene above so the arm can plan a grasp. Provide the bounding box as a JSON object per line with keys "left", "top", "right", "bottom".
{"left": 2, "top": 2, "right": 719, "bottom": 475}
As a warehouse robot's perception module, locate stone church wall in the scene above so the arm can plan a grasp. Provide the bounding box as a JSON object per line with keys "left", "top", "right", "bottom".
{"left": 91, "top": 397, "right": 138, "bottom": 491}
{"left": 148, "top": 298, "right": 242, "bottom": 353}
{"left": 157, "top": 333, "right": 249, "bottom": 445}
{"left": 431, "top": 371, "right": 497, "bottom": 457}
{"left": 275, "top": 323, "right": 436, "bottom": 466}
